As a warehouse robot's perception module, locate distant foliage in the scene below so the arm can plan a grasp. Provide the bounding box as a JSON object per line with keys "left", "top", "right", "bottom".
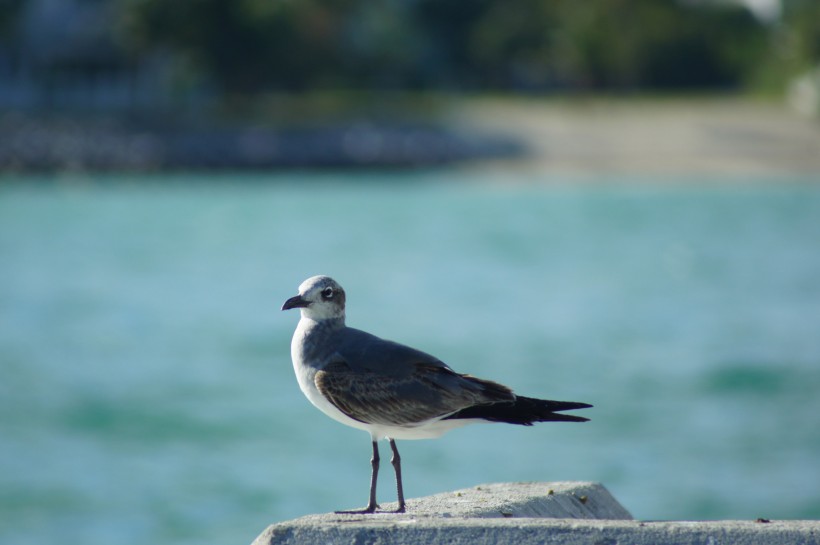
{"left": 35, "top": 0, "right": 812, "bottom": 96}
{"left": 782, "top": 0, "right": 820, "bottom": 66}
{"left": 0, "top": 0, "right": 25, "bottom": 39}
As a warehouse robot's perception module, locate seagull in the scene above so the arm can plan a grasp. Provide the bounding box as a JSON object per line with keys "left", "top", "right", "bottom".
{"left": 281, "top": 275, "right": 592, "bottom": 514}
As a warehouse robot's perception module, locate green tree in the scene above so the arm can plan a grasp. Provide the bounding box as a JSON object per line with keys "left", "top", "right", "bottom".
{"left": 782, "top": 0, "right": 820, "bottom": 67}
{"left": 121, "top": 0, "right": 769, "bottom": 94}
{"left": 467, "top": 0, "right": 766, "bottom": 90}
{"left": 0, "top": 0, "right": 24, "bottom": 41}
{"left": 122, "top": 0, "right": 349, "bottom": 92}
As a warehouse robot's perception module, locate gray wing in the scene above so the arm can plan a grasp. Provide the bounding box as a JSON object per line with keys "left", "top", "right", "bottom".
{"left": 315, "top": 329, "right": 514, "bottom": 426}
{"left": 334, "top": 326, "right": 450, "bottom": 375}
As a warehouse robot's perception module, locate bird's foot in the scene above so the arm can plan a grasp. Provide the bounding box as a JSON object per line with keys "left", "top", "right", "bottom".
{"left": 335, "top": 503, "right": 379, "bottom": 515}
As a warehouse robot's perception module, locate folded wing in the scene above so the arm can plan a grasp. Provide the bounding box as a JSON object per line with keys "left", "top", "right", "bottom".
{"left": 315, "top": 359, "right": 514, "bottom": 426}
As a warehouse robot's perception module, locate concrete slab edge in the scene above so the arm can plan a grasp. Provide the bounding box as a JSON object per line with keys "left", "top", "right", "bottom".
{"left": 254, "top": 519, "right": 820, "bottom": 545}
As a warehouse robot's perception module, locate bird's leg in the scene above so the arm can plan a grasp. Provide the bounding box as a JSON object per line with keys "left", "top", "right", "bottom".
{"left": 336, "top": 441, "right": 380, "bottom": 514}
{"left": 389, "top": 439, "right": 406, "bottom": 513}
{"left": 366, "top": 440, "right": 380, "bottom": 512}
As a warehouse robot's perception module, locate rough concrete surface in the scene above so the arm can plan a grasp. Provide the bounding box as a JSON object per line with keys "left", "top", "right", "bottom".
{"left": 252, "top": 482, "right": 820, "bottom": 545}
{"left": 365, "top": 481, "right": 634, "bottom": 520}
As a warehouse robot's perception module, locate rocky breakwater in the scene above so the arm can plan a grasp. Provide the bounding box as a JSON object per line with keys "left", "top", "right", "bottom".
{"left": 0, "top": 114, "right": 524, "bottom": 172}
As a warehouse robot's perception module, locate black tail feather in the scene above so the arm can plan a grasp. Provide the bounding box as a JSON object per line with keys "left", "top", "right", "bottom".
{"left": 444, "top": 396, "right": 592, "bottom": 425}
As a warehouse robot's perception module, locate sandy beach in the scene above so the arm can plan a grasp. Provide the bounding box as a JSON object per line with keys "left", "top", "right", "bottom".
{"left": 451, "top": 97, "right": 820, "bottom": 176}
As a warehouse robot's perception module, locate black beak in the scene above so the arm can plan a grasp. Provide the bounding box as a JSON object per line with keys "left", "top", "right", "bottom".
{"left": 282, "top": 295, "right": 309, "bottom": 311}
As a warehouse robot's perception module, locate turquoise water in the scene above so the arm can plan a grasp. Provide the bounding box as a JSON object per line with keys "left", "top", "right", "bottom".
{"left": 1, "top": 171, "right": 819, "bottom": 545}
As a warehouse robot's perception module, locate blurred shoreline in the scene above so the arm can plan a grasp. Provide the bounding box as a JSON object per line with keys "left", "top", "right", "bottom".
{"left": 0, "top": 112, "right": 524, "bottom": 172}
{"left": 451, "top": 96, "right": 820, "bottom": 176}
{"left": 2, "top": 96, "right": 819, "bottom": 176}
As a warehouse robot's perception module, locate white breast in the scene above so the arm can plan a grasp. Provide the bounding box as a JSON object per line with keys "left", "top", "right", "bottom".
{"left": 291, "top": 320, "right": 373, "bottom": 434}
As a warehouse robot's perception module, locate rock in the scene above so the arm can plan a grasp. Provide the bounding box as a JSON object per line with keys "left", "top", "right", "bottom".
{"left": 251, "top": 482, "right": 820, "bottom": 545}
{"left": 371, "top": 481, "right": 633, "bottom": 520}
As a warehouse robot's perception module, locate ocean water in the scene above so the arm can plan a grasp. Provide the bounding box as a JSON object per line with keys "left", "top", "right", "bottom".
{"left": 1, "top": 171, "right": 819, "bottom": 545}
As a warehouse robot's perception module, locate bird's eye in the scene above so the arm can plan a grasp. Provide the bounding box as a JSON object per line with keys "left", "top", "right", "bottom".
{"left": 321, "top": 287, "right": 334, "bottom": 299}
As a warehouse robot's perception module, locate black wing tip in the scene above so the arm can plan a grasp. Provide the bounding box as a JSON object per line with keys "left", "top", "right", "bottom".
{"left": 541, "top": 400, "right": 592, "bottom": 422}
{"left": 553, "top": 401, "right": 593, "bottom": 409}
{"left": 443, "top": 396, "right": 592, "bottom": 425}
{"left": 521, "top": 397, "right": 593, "bottom": 412}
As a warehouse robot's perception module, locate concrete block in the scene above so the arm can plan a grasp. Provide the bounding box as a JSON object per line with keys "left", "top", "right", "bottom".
{"left": 252, "top": 481, "right": 820, "bottom": 545}
{"left": 371, "top": 481, "right": 634, "bottom": 520}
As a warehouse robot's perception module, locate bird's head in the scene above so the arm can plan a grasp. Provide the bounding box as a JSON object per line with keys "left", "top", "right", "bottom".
{"left": 282, "top": 275, "right": 346, "bottom": 322}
